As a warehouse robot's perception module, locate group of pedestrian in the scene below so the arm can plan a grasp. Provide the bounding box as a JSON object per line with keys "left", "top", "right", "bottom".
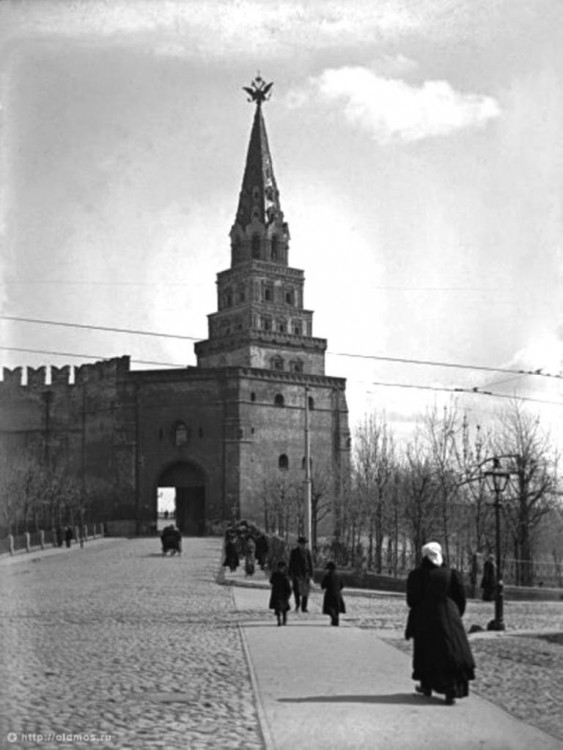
{"left": 222, "top": 521, "right": 269, "bottom": 576}
{"left": 161, "top": 524, "right": 182, "bottom": 555}
{"left": 269, "top": 536, "right": 346, "bottom": 627}
{"left": 56, "top": 525, "right": 75, "bottom": 548}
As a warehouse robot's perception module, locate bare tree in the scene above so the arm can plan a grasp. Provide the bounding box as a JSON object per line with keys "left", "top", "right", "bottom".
{"left": 402, "top": 433, "right": 440, "bottom": 561}
{"left": 352, "top": 414, "right": 396, "bottom": 572}
{"left": 493, "top": 400, "right": 560, "bottom": 585}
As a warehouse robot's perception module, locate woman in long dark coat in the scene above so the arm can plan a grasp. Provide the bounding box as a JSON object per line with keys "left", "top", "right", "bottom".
{"left": 321, "top": 562, "right": 346, "bottom": 626}
{"left": 481, "top": 555, "right": 496, "bottom": 602}
{"left": 269, "top": 561, "right": 292, "bottom": 626}
{"left": 406, "top": 542, "right": 475, "bottom": 705}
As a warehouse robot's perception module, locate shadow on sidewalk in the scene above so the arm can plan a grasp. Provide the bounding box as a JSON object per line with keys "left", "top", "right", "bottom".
{"left": 279, "top": 692, "right": 444, "bottom": 706}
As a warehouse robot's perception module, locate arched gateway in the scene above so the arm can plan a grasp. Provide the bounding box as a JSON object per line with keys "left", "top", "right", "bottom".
{"left": 157, "top": 461, "right": 206, "bottom": 536}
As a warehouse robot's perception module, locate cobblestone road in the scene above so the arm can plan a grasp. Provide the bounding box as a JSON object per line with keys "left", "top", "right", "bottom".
{"left": 0, "top": 538, "right": 264, "bottom": 750}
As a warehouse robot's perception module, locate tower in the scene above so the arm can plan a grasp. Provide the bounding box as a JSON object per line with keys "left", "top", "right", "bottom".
{"left": 193, "top": 76, "right": 349, "bottom": 533}
{"left": 194, "top": 76, "right": 327, "bottom": 376}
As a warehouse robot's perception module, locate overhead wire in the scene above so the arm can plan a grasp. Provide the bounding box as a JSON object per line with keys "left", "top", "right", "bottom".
{"left": 1, "top": 345, "right": 562, "bottom": 409}
{"left": 1, "top": 314, "right": 561, "bottom": 380}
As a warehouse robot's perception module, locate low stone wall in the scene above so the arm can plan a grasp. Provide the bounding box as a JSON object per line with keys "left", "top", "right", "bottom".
{"left": 1, "top": 524, "right": 105, "bottom": 556}
{"left": 314, "top": 567, "right": 563, "bottom": 602}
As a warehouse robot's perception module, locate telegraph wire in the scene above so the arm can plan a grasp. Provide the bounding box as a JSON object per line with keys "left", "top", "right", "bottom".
{"left": 0, "top": 316, "right": 202, "bottom": 341}
{"left": 0, "top": 347, "right": 186, "bottom": 369}
{"left": 1, "top": 314, "right": 561, "bottom": 380}
{"left": 366, "top": 381, "right": 563, "bottom": 408}
{"left": 1, "top": 345, "right": 562, "bottom": 409}
{"left": 4, "top": 279, "right": 513, "bottom": 293}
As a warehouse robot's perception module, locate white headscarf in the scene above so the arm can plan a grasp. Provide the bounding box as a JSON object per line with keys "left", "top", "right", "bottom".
{"left": 422, "top": 542, "right": 443, "bottom": 567}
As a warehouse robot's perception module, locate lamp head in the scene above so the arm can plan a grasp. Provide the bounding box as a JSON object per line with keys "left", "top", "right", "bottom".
{"left": 484, "top": 457, "right": 510, "bottom": 494}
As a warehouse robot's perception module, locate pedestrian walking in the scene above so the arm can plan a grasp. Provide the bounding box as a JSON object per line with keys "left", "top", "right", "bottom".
{"left": 321, "top": 561, "right": 345, "bottom": 626}
{"left": 269, "top": 560, "right": 292, "bottom": 626}
{"left": 64, "top": 526, "right": 74, "bottom": 548}
{"left": 481, "top": 554, "right": 496, "bottom": 602}
{"left": 255, "top": 533, "right": 269, "bottom": 570}
{"left": 288, "top": 536, "right": 313, "bottom": 612}
{"left": 406, "top": 541, "right": 475, "bottom": 706}
{"left": 223, "top": 532, "right": 239, "bottom": 572}
{"left": 244, "top": 536, "right": 256, "bottom": 577}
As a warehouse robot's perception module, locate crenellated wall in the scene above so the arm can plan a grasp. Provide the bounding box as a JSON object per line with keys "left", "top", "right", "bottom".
{"left": 0, "top": 357, "right": 136, "bottom": 521}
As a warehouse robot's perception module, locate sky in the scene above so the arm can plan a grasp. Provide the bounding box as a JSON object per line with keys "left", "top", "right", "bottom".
{"left": 1, "top": 0, "right": 563, "bottom": 449}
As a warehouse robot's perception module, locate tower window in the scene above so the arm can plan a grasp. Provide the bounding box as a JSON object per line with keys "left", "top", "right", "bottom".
{"left": 264, "top": 286, "right": 273, "bottom": 302}
{"left": 271, "top": 357, "right": 284, "bottom": 371}
{"left": 292, "top": 323, "right": 302, "bottom": 336}
{"left": 271, "top": 236, "right": 279, "bottom": 260}
{"left": 308, "top": 396, "right": 314, "bottom": 410}
{"left": 250, "top": 392, "right": 256, "bottom": 402}
{"left": 274, "top": 394, "right": 285, "bottom": 407}
{"left": 290, "top": 360, "right": 303, "bottom": 373}
{"left": 278, "top": 320, "right": 287, "bottom": 333}
{"left": 238, "top": 287, "right": 246, "bottom": 303}
{"left": 279, "top": 454, "right": 289, "bottom": 470}
{"left": 285, "top": 290, "right": 294, "bottom": 305}
{"left": 262, "top": 316, "right": 272, "bottom": 331}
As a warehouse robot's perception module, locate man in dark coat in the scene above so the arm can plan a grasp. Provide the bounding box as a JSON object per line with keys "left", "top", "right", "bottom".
{"left": 406, "top": 541, "right": 475, "bottom": 705}
{"left": 288, "top": 536, "right": 313, "bottom": 612}
{"left": 321, "top": 562, "right": 346, "bottom": 626}
{"left": 255, "top": 533, "right": 269, "bottom": 570}
{"left": 64, "top": 526, "right": 74, "bottom": 548}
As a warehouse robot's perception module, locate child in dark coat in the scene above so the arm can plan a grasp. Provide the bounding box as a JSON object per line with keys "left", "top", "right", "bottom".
{"left": 321, "top": 561, "right": 346, "bottom": 626}
{"left": 269, "top": 561, "right": 292, "bottom": 626}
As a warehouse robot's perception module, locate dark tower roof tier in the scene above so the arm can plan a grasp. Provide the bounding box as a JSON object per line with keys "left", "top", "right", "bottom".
{"left": 196, "top": 76, "right": 326, "bottom": 376}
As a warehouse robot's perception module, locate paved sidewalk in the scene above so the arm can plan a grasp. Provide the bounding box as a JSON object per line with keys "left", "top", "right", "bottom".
{"left": 233, "top": 585, "right": 561, "bottom": 750}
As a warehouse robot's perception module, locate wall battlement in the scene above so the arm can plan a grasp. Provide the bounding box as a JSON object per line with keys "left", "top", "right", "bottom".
{"left": 0, "top": 357, "right": 131, "bottom": 392}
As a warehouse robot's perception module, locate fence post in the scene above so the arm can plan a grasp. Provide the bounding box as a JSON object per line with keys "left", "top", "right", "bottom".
{"left": 8, "top": 534, "right": 14, "bottom": 555}
{"left": 40, "top": 530, "right": 45, "bottom": 550}
{"left": 25, "top": 532, "right": 31, "bottom": 553}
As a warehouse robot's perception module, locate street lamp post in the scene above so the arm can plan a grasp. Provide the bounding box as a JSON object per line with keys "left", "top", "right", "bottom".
{"left": 303, "top": 386, "right": 312, "bottom": 544}
{"left": 483, "top": 457, "right": 511, "bottom": 631}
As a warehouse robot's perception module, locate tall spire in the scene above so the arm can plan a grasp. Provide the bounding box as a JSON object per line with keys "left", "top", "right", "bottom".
{"left": 230, "top": 76, "right": 289, "bottom": 265}
{"left": 195, "top": 75, "right": 327, "bottom": 375}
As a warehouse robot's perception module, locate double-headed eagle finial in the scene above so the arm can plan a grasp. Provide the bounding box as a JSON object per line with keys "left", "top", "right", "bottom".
{"left": 242, "top": 74, "right": 273, "bottom": 105}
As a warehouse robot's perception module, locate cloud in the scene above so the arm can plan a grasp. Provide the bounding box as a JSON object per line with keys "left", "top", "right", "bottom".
{"left": 298, "top": 66, "right": 500, "bottom": 143}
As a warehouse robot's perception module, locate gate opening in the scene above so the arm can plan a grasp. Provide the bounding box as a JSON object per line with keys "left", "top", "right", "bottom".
{"left": 157, "top": 462, "right": 206, "bottom": 536}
